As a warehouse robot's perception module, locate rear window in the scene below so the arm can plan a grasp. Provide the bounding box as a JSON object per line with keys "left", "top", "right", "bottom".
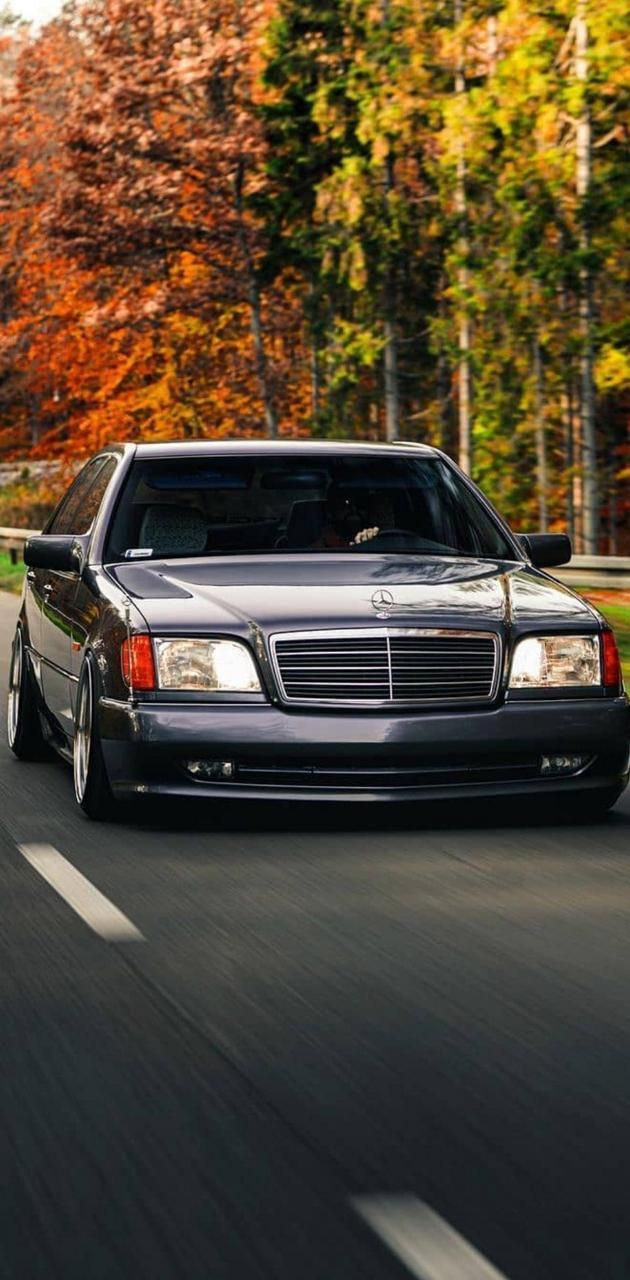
{"left": 104, "top": 454, "right": 515, "bottom": 562}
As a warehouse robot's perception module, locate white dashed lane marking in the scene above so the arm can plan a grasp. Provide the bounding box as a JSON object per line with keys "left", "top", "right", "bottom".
{"left": 18, "top": 843, "right": 144, "bottom": 943}
{"left": 352, "top": 1194, "right": 508, "bottom": 1280}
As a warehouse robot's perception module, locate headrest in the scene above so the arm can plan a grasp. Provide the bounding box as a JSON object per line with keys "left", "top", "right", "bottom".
{"left": 285, "top": 499, "right": 327, "bottom": 548}
{"left": 138, "top": 505, "right": 207, "bottom": 556}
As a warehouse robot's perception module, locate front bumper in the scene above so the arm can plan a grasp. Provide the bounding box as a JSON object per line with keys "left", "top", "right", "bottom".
{"left": 98, "top": 696, "right": 630, "bottom": 804}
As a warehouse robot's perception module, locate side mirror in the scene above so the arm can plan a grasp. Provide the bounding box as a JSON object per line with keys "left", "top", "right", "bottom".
{"left": 24, "top": 535, "right": 85, "bottom": 574}
{"left": 519, "top": 533, "right": 572, "bottom": 569}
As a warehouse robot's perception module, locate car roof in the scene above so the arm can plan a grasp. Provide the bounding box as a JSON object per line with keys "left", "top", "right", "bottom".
{"left": 124, "top": 439, "right": 438, "bottom": 459}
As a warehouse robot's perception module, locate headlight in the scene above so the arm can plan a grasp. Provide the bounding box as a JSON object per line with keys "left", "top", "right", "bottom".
{"left": 509, "top": 635, "right": 600, "bottom": 688}
{"left": 155, "top": 639, "right": 261, "bottom": 692}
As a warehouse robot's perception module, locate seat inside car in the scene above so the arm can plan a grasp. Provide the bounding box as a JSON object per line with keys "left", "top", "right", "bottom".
{"left": 138, "top": 504, "right": 208, "bottom": 556}
{"left": 284, "top": 498, "right": 327, "bottom": 548}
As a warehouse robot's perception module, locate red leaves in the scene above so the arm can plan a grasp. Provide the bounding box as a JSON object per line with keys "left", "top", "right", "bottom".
{"left": 0, "top": 0, "right": 306, "bottom": 460}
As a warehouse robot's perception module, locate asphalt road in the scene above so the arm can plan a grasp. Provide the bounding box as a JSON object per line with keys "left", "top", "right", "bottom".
{"left": 2, "top": 590, "right": 630, "bottom": 1280}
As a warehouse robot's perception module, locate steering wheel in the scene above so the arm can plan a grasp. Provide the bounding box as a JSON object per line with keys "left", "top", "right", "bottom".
{"left": 353, "top": 528, "right": 424, "bottom": 549}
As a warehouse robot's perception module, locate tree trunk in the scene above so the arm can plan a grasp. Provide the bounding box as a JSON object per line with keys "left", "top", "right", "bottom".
{"left": 575, "top": 0, "right": 598, "bottom": 551}
{"left": 383, "top": 185, "right": 400, "bottom": 441}
{"left": 383, "top": 272, "right": 400, "bottom": 443}
{"left": 29, "top": 394, "right": 41, "bottom": 448}
{"left": 307, "top": 279, "right": 322, "bottom": 425}
{"left": 381, "top": 4, "right": 400, "bottom": 443}
{"left": 533, "top": 335, "right": 548, "bottom": 530}
{"left": 310, "top": 341, "right": 321, "bottom": 423}
{"left": 561, "top": 377, "right": 575, "bottom": 546}
{"left": 245, "top": 269, "right": 278, "bottom": 440}
{"left": 455, "top": 0, "right": 471, "bottom": 474}
{"left": 436, "top": 349, "right": 451, "bottom": 453}
{"left": 571, "top": 371, "right": 584, "bottom": 552}
{"left": 486, "top": 13, "right": 498, "bottom": 74}
{"left": 608, "top": 466, "right": 618, "bottom": 555}
{"left": 233, "top": 165, "right": 278, "bottom": 440}
{"left": 557, "top": 280, "right": 575, "bottom": 544}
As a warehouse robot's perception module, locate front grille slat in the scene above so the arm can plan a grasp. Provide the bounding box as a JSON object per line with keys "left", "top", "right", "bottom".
{"left": 273, "top": 629, "right": 499, "bottom": 707}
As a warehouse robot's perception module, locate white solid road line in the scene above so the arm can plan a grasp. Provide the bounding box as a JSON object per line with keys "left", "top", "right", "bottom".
{"left": 351, "top": 1194, "right": 508, "bottom": 1280}
{"left": 18, "top": 843, "right": 144, "bottom": 943}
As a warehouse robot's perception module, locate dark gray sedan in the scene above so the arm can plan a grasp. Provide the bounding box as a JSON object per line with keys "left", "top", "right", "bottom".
{"left": 7, "top": 440, "right": 629, "bottom": 819}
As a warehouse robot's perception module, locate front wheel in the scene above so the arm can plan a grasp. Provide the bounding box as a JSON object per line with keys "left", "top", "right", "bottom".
{"left": 7, "top": 627, "right": 48, "bottom": 760}
{"left": 74, "top": 656, "right": 116, "bottom": 821}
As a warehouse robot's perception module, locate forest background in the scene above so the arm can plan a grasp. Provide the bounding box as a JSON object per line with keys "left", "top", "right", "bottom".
{"left": 0, "top": 0, "right": 628, "bottom": 550}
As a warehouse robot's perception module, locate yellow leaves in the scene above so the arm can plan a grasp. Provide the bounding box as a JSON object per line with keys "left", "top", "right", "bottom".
{"left": 316, "top": 156, "right": 368, "bottom": 232}
{"left": 312, "top": 84, "right": 347, "bottom": 142}
{"left": 325, "top": 318, "right": 382, "bottom": 389}
{"left": 596, "top": 344, "right": 630, "bottom": 393}
{"left": 347, "top": 240, "right": 367, "bottom": 291}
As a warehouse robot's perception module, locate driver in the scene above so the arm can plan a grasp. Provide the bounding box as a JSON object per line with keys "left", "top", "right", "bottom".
{"left": 312, "top": 487, "right": 388, "bottom": 548}
{"left": 353, "top": 492, "right": 397, "bottom": 544}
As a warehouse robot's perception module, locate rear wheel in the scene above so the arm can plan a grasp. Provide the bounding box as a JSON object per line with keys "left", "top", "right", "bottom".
{"left": 7, "top": 627, "right": 47, "bottom": 761}
{"left": 74, "top": 656, "right": 116, "bottom": 821}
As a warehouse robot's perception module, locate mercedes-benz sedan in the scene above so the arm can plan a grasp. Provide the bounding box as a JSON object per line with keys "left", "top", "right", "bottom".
{"left": 8, "top": 440, "right": 629, "bottom": 819}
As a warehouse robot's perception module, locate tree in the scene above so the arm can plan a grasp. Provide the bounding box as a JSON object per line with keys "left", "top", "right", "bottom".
{"left": 56, "top": 0, "right": 284, "bottom": 437}
{"left": 0, "top": 0, "right": 627, "bottom": 546}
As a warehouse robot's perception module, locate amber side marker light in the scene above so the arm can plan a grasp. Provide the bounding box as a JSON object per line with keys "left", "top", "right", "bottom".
{"left": 602, "top": 630, "right": 622, "bottom": 690}
{"left": 121, "top": 635, "right": 156, "bottom": 691}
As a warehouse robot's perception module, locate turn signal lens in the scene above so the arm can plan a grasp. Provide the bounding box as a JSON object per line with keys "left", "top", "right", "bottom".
{"left": 121, "top": 635, "right": 156, "bottom": 691}
{"left": 602, "top": 630, "right": 622, "bottom": 689}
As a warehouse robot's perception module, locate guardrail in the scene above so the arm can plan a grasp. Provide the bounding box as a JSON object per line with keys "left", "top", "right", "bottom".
{"left": 0, "top": 527, "right": 40, "bottom": 564}
{"left": 0, "top": 527, "right": 629, "bottom": 588}
{"left": 553, "top": 556, "right": 630, "bottom": 590}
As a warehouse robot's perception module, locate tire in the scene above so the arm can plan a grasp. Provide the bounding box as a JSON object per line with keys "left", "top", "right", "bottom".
{"left": 7, "top": 626, "right": 48, "bottom": 761}
{"left": 74, "top": 655, "right": 116, "bottom": 821}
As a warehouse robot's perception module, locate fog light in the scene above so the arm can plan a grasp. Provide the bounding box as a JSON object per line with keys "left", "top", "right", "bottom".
{"left": 186, "top": 759, "right": 236, "bottom": 780}
{"left": 540, "top": 754, "right": 590, "bottom": 776}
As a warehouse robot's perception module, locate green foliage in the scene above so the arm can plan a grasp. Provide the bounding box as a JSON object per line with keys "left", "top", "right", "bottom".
{"left": 0, "top": 478, "right": 59, "bottom": 529}
{"left": 0, "top": 551, "right": 25, "bottom": 594}
{"left": 260, "top": 0, "right": 629, "bottom": 539}
{"left": 261, "top": 0, "right": 442, "bottom": 438}
{"left": 582, "top": 595, "right": 630, "bottom": 683}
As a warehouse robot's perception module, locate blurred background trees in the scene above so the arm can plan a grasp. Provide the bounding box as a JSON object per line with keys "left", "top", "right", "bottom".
{"left": 0, "top": 0, "right": 628, "bottom": 547}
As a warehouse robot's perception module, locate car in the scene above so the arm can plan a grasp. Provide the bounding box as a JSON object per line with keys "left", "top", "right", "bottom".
{"left": 7, "top": 439, "right": 629, "bottom": 820}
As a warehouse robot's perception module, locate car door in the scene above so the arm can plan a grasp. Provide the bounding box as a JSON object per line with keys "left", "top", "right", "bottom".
{"left": 24, "top": 469, "right": 94, "bottom": 690}
{"left": 66, "top": 456, "right": 121, "bottom": 723}
{"left": 39, "top": 457, "right": 117, "bottom": 738}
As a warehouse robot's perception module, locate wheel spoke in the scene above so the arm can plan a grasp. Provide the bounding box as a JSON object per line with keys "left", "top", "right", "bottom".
{"left": 7, "top": 631, "right": 23, "bottom": 748}
{"left": 74, "top": 669, "right": 93, "bottom": 802}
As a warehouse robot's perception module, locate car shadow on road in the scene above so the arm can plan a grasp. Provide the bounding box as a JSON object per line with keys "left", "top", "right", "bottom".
{"left": 125, "top": 795, "right": 630, "bottom": 837}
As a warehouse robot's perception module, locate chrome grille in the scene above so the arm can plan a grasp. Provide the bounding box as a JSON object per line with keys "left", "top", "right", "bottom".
{"left": 271, "top": 629, "right": 500, "bottom": 707}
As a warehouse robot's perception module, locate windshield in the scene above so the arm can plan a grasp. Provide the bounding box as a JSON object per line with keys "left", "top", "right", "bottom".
{"left": 105, "top": 453, "right": 516, "bottom": 562}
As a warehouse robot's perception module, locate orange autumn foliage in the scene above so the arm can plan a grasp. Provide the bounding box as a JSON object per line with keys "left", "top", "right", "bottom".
{"left": 0, "top": 0, "right": 310, "bottom": 465}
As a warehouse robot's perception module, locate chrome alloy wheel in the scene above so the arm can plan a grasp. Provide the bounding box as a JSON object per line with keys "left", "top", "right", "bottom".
{"left": 74, "top": 664, "right": 93, "bottom": 804}
{"left": 7, "top": 629, "right": 23, "bottom": 749}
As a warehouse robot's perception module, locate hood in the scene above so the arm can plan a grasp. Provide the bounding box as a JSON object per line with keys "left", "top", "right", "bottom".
{"left": 112, "top": 553, "right": 597, "bottom": 638}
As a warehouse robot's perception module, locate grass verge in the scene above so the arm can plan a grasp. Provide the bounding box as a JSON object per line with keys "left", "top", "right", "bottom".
{"left": 584, "top": 598, "right": 630, "bottom": 685}
{"left": 0, "top": 552, "right": 25, "bottom": 595}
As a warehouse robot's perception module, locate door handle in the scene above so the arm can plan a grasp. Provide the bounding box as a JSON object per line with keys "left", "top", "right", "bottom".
{"left": 42, "top": 582, "right": 53, "bottom": 597}
{"left": 26, "top": 570, "right": 36, "bottom": 583}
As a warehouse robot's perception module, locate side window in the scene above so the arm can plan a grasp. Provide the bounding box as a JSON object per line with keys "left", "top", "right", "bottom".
{"left": 77, "top": 457, "right": 118, "bottom": 532}
{"left": 48, "top": 458, "right": 117, "bottom": 536}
